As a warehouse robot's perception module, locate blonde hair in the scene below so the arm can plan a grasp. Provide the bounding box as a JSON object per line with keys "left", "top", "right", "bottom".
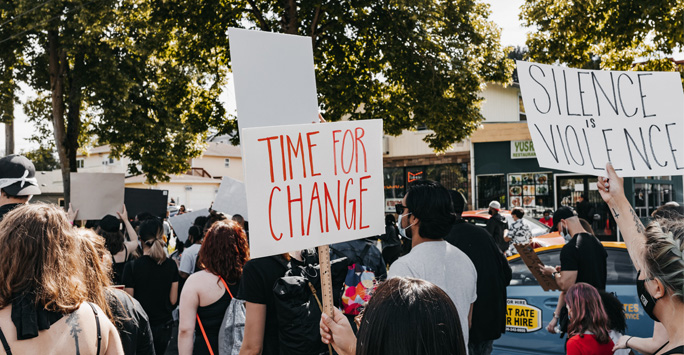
{"left": 644, "top": 219, "right": 684, "bottom": 302}
{"left": 0, "top": 204, "right": 88, "bottom": 313}
{"left": 77, "top": 229, "right": 115, "bottom": 321}
{"left": 139, "top": 218, "right": 167, "bottom": 264}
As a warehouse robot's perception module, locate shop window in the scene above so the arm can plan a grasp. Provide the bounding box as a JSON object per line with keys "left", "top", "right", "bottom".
{"left": 427, "top": 163, "right": 469, "bottom": 197}
{"left": 384, "top": 167, "right": 405, "bottom": 200}
{"left": 633, "top": 179, "right": 674, "bottom": 218}
{"left": 477, "top": 175, "right": 506, "bottom": 209}
{"left": 518, "top": 93, "right": 526, "bottom": 121}
{"left": 508, "top": 172, "right": 553, "bottom": 217}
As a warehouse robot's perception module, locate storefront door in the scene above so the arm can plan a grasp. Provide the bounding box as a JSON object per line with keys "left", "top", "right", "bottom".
{"left": 555, "top": 175, "right": 616, "bottom": 240}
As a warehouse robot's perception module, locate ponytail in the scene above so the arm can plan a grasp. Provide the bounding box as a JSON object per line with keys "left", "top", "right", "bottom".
{"left": 139, "top": 218, "right": 167, "bottom": 265}
{"left": 147, "top": 237, "right": 167, "bottom": 265}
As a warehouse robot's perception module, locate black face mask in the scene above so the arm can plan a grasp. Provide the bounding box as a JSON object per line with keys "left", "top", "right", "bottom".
{"left": 636, "top": 270, "right": 660, "bottom": 322}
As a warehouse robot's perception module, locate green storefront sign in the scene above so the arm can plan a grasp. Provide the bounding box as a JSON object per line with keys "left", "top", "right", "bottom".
{"left": 511, "top": 140, "right": 536, "bottom": 159}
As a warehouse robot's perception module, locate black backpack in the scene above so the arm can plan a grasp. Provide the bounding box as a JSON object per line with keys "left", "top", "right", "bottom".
{"left": 272, "top": 249, "right": 348, "bottom": 355}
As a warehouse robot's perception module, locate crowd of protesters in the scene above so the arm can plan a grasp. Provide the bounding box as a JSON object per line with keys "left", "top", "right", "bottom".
{"left": 1, "top": 150, "right": 683, "bottom": 355}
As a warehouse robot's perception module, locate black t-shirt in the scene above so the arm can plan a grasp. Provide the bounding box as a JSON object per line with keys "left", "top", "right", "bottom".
{"left": 0, "top": 203, "right": 22, "bottom": 221}
{"left": 560, "top": 233, "right": 607, "bottom": 290}
{"left": 445, "top": 219, "right": 512, "bottom": 343}
{"left": 122, "top": 255, "right": 179, "bottom": 326}
{"left": 106, "top": 288, "right": 155, "bottom": 355}
{"left": 237, "top": 256, "right": 288, "bottom": 355}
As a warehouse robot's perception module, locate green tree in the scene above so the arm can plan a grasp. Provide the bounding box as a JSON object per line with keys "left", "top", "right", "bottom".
{"left": 5, "top": 0, "right": 228, "bottom": 203}
{"left": 23, "top": 146, "right": 59, "bottom": 171}
{"left": 156, "top": 0, "right": 514, "bottom": 151}
{"left": 521, "top": 0, "right": 684, "bottom": 73}
{"left": 3, "top": 0, "right": 512, "bottom": 203}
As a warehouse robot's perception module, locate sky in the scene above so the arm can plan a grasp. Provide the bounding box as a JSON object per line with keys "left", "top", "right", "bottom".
{"left": 0, "top": 0, "right": 527, "bottom": 155}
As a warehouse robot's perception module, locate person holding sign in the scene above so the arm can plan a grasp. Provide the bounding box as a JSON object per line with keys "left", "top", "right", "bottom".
{"left": 388, "top": 180, "right": 477, "bottom": 348}
{"left": 96, "top": 206, "right": 139, "bottom": 286}
{"left": 0, "top": 155, "right": 41, "bottom": 221}
{"left": 598, "top": 163, "right": 684, "bottom": 355}
{"left": 540, "top": 207, "right": 607, "bottom": 335}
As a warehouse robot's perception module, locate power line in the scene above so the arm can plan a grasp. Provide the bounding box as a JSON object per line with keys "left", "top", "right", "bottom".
{"left": 0, "top": 0, "right": 57, "bottom": 30}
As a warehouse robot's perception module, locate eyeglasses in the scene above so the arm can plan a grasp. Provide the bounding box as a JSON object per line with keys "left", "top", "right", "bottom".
{"left": 395, "top": 204, "right": 407, "bottom": 215}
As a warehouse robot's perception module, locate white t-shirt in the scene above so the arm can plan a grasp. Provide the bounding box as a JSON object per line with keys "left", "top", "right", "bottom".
{"left": 388, "top": 240, "right": 477, "bottom": 349}
{"left": 179, "top": 243, "right": 201, "bottom": 275}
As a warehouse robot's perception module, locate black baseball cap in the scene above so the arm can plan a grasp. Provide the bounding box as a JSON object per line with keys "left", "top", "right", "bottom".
{"left": 552, "top": 206, "right": 577, "bottom": 231}
{"left": 0, "top": 155, "right": 41, "bottom": 196}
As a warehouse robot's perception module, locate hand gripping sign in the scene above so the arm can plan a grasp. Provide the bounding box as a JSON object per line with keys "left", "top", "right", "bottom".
{"left": 241, "top": 119, "right": 385, "bottom": 259}
{"left": 517, "top": 61, "right": 684, "bottom": 177}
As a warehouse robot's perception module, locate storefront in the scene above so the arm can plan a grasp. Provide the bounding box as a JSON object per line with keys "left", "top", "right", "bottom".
{"left": 383, "top": 153, "right": 470, "bottom": 213}
{"left": 473, "top": 140, "right": 683, "bottom": 240}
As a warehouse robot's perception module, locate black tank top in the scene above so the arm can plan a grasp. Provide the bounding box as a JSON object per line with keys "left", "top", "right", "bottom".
{"left": 111, "top": 245, "right": 129, "bottom": 285}
{"left": 655, "top": 342, "right": 684, "bottom": 355}
{"left": 193, "top": 285, "right": 237, "bottom": 355}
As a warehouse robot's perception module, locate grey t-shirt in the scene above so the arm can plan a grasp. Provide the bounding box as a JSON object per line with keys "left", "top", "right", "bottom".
{"left": 388, "top": 240, "right": 477, "bottom": 349}
{"left": 179, "top": 243, "right": 201, "bottom": 274}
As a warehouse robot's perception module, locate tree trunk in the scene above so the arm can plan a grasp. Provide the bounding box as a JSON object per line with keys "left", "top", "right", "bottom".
{"left": 4, "top": 118, "right": 14, "bottom": 156}
{"left": 66, "top": 51, "right": 84, "bottom": 174}
{"left": 48, "top": 29, "right": 71, "bottom": 205}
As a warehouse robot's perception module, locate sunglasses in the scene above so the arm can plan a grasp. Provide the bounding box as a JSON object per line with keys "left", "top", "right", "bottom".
{"left": 395, "top": 204, "right": 407, "bottom": 215}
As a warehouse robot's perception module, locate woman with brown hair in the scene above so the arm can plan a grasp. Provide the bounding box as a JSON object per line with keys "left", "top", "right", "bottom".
{"left": 178, "top": 220, "right": 250, "bottom": 355}
{"left": 78, "top": 229, "right": 155, "bottom": 355}
{"left": 0, "top": 204, "right": 123, "bottom": 354}
{"left": 96, "top": 205, "right": 139, "bottom": 285}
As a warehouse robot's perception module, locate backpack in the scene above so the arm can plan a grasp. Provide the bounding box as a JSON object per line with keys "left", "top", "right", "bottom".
{"left": 196, "top": 276, "right": 246, "bottom": 355}
{"left": 272, "top": 250, "right": 348, "bottom": 355}
{"left": 339, "top": 244, "right": 378, "bottom": 316}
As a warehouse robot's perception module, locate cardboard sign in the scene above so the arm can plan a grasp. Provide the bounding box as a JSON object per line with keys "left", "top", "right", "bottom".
{"left": 517, "top": 61, "right": 684, "bottom": 177}
{"left": 70, "top": 173, "right": 125, "bottom": 220}
{"left": 242, "top": 120, "right": 385, "bottom": 258}
{"left": 229, "top": 28, "right": 319, "bottom": 132}
{"left": 514, "top": 243, "right": 560, "bottom": 291}
{"left": 211, "top": 177, "right": 248, "bottom": 220}
{"left": 124, "top": 188, "right": 168, "bottom": 219}
{"left": 169, "top": 208, "right": 209, "bottom": 242}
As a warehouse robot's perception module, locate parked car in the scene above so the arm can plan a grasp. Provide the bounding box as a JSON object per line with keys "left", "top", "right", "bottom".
{"left": 461, "top": 210, "right": 565, "bottom": 247}
{"left": 492, "top": 242, "right": 654, "bottom": 355}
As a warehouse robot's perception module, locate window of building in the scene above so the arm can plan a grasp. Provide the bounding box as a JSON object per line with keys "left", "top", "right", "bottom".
{"left": 633, "top": 177, "right": 675, "bottom": 218}
{"left": 76, "top": 159, "right": 84, "bottom": 169}
{"left": 477, "top": 174, "right": 506, "bottom": 209}
{"left": 224, "top": 158, "right": 230, "bottom": 168}
{"left": 518, "top": 93, "right": 526, "bottom": 121}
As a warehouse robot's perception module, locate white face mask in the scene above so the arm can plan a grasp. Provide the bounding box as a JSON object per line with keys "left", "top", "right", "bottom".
{"left": 397, "top": 212, "right": 416, "bottom": 240}
{"left": 561, "top": 222, "right": 572, "bottom": 241}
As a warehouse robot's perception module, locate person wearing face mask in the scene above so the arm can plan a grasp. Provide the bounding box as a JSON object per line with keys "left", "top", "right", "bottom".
{"left": 598, "top": 163, "right": 684, "bottom": 355}
{"left": 540, "top": 206, "right": 608, "bottom": 337}
{"left": 389, "top": 180, "right": 477, "bottom": 352}
{"left": 540, "top": 209, "right": 554, "bottom": 228}
{"left": 486, "top": 201, "right": 509, "bottom": 253}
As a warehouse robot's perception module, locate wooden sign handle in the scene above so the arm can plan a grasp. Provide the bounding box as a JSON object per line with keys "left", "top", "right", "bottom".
{"left": 317, "top": 244, "right": 334, "bottom": 316}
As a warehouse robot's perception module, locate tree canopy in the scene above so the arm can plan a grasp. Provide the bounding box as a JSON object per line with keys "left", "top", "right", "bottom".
{"left": 0, "top": 0, "right": 512, "bottom": 202}
{"left": 521, "top": 0, "right": 684, "bottom": 73}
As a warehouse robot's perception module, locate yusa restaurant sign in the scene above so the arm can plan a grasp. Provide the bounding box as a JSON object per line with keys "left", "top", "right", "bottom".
{"left": 511, "top": 140, "right": 536, "bottom": 159}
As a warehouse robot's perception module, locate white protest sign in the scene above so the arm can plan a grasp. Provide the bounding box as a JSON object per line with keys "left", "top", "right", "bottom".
{"left": 517, "top": 61, "right": 684, "bottom": 177}
{"left": 70, "top": 173, "right": 124, "bottom": 220}
{"left": 229, "top": 28, "right": 319, "bottom": 132}
{"left": 242, "top": 119, "right": 385, "bottom": 258}
{"left": 212, "top": 177, "right": 249, "bottom": 220}
{"left": 169, "top": 208, "right": 209, "bottom": 242}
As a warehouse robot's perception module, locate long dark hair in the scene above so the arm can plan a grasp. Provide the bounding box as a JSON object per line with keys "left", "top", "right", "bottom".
{"left": 356, "top": 277, "right": 467, "bottom": 355}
